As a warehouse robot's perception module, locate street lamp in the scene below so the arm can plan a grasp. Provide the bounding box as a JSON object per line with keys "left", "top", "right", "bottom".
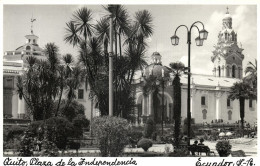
{"left": 170, "top": 21, "right": 208, "bottom": 146}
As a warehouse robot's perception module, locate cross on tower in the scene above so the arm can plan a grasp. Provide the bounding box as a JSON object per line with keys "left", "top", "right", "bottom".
{"left": 31, "top": 14, "right": 36, "bottom": 34}
{"left": 226, "top": 6, "right": 229, "bottom": 14}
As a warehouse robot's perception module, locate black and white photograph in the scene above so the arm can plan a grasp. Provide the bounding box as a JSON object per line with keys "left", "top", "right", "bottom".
{"left": 1, "top": 1, "right": 258, "bottom": 164}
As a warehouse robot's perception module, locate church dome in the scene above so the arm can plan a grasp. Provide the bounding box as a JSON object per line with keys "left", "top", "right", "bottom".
{"left": 223, "top": 13, "right": 232, "bottom": 19}
{"left": 143, "top": 52, "right": 171, "bottom": 79}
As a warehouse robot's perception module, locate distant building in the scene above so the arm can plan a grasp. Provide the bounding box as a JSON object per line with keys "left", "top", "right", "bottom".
{"left": 133, "top": 9, "right": 257, "bottom": 126}
{"left": 3, "top": 20, "right": 93, "bottom": 124}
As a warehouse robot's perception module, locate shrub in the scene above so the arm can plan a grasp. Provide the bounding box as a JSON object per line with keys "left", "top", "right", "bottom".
{"left": 4, "top": 138, "right": 21, "bottom": 150}
{"left": 18, "top": 129, "right": 34, "bottom": 156}
{"left": 28, "top": 117, "right": 74, "bottom": 150}
{"left": 144, "top": 118, "right": 156, "bottom": 138}
{"left": 44, "top": 117, "right": 74, "bottom": 150}
{"left": 59, "top": 100, "right": 86, "bottom": 121}
{"left": 72, "top": 114, "right": 90, "bottom": 138}
{"left": 216, "top": 140, "right": 232, "bottom": 157}
{"left": 137, "top": 138, "right": 153, "bottom": 152}
{"left": 4, "top": 125, "right": 27, "bottom": 142}
{"left": 91, "top": 116, "right": 129, "bottom": 157}
{"left": 40, "top": 138, "right": 59, "bottom": 157}
{"left": 128, "top": 130, "right": 143, "bottom": 148}
{"left": 3, "top": 125, "right": 27, "bottom": 150}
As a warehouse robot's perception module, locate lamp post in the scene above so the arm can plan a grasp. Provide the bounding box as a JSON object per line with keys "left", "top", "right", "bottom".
{"left": 108, "top": 5, "right": 115, "bottom": 116}
{"left": 170, "top": 21, "right": 208, "bottom": 146}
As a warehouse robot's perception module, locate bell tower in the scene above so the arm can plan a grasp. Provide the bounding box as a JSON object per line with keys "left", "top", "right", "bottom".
{"left": 211, "top": 7, "right": 244, "bottom": 79}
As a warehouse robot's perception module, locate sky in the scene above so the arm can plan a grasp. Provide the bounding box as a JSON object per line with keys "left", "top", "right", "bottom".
{"left": 3, "top": 5, "right": 257, "bottom": 76}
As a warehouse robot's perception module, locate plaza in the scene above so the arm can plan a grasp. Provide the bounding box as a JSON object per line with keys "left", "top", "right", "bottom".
{"left": 2, "top": 5, "right": 257, "bottom": 157}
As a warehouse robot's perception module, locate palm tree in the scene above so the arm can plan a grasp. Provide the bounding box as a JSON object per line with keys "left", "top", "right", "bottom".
{"left": 169, "top": 62, "right": 186, "bottom": 147}
{"left": 244, "top": 59, "right": 257, "bottom": 100}
{"left": 95, "top": 18, "right": 110, "bottom": 55}
{"left": 103, "top": 5, "right": 130, "bottom": 114}
{"left": 17, "top": 43, "right": 61, "bottom": 120}
{"left": 228, "top": 81, "right": 254, "bottom": 136}
{"left": 104, "top": 5, "right": 130, "bottom": 57}
{"left": 125, "top": 10, "right": 153, "bottom": 84}
{"left": 55, "top": 54, "right": 74, "bottom": 116}
{"left": 142, "top": 75, "right": 161, "bottom": 122}
{"left": 73, "top": 7, "right": 94, "bottom": 44}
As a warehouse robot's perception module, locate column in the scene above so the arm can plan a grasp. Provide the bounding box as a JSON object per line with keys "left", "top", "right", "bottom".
{"left": 18, "top": 98, "right": 25, "bottom": 118}
{"left": 190, "top": 88, "right": 196, "bottom": 118}
{"left": 216, "top": 97, "right": 220, "bottom": 120}
{"left": 142, "top": 97, "right": 145, "bottom": 115}
{"left": 223, "top": 66, "right": 226, "bottom": 77}
{"left": 215, "top": 92, "right": 222, "bottom": 120}
{"left": 148, "top": 93, "right": 152, "bottom": 116}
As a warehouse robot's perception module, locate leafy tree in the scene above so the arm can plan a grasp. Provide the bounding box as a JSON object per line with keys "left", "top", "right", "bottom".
{"left": 169, "top": 62, "right": 186, "bottom": 147}
{"left": 64, "top": 7, "right": 94, "bottom": 47}
{"left": 17, "top": 43, "right": 60, "bottom": 120}
{"left": 17, "top": 43, "right": 84, "bottom": 121}
{"left": 228, "top": 81, "right": 255, "bottom": 136}
{"left": 65, "top": 6, "right": 153, "bottom": 117}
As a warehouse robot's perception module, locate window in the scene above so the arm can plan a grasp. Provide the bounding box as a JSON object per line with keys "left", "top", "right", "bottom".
{"left": 201, "top": 96, "right": 206, "bottom": 106}
{"left": 26, "top": 46, "right": 31, "bottom": 50}
{"left": 4, "top": 78, "right": 13, "bottom": 89}
{"left": 33, "top": 39, "right": 36, "bottom": 44}
{"left": 202, "top": 109, "right": 207, "bottom": 120}
{"left": 78, "top": 89, "right": 84, "bottom": 99}
{"left": 218, "top": 66, "right": 221, "bottom": 77}
{"left": 226, "top": 67, "right": 229, "bottom": 77}
{"left": 228, "top": 111, "right": 232, "bottom": 120}
{"left": 232, "top": 65, "right": 236, "bottom": 78}
{"left": 227, "top": 99, "right": 231, "bottom": 107}
{"left": 249, "top": 99, "right": 253, "bottom": 108}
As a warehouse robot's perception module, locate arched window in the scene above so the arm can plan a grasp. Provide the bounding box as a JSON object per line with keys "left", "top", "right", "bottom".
{"left": 218, "top": 66, "right": 221, "bottom": 77}
{"left": 26, "top": 46, "right": 31, "bottom": 50}
{"left": 228, "top": 110, "right": 232, "bottom": 120}
{"left": 33, "top": 39, "right": 36, "bottom": 44}
{"left": 202, "top": 109, "right": 207, "bottom": 120}
{"left": 226, "top": 66, "right": 229, "bottom": 77}
{"left": 232, "top": 65, "right": 236, "bottom": 78}
{"left": 238, "top": 68, "right": 241, "bottom": 79}
{"left": 232, "top": 34, "right": 235, "bottom": 41}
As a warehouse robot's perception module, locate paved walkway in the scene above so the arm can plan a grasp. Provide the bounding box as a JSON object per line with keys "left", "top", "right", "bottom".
{"left": 4, "top": 138, "right": 257, "bottom": 157}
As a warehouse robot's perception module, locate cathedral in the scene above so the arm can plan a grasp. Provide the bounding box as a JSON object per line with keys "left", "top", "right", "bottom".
{"left": 3, "top": 9, "right": 257, "bottom": 126}
{"left": 133, "top": 9, "right": 257, "bottom": 125}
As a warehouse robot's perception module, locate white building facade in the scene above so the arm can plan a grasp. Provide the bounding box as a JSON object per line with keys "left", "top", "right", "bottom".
{"left": 3, "top": 9, "right": 257, "bottom": 126}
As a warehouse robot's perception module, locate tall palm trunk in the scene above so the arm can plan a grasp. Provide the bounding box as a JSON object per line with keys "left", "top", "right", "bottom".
{"left": 119, "top": 33, "right": 122, "bottom": 57}
{"left": 173, "top": 75, "right": 181, "bottom": 147}
{"left": 55, "top": 86, "right": 64, "bottom": 116}
{"left": 239, "top": 97, "right": 245, "bottom": 137}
